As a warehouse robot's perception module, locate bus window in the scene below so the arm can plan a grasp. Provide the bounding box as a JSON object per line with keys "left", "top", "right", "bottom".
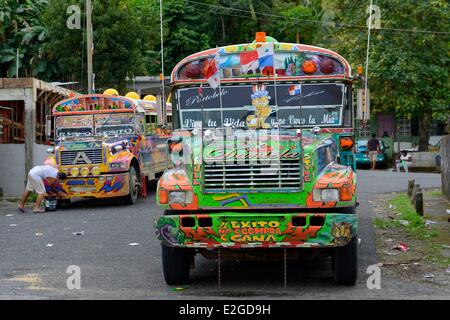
{"left": 145, "top": 114, "right": 158, "bottom": 134}
{"left": 136, "top": 114, "right": 145, "bottom": 134}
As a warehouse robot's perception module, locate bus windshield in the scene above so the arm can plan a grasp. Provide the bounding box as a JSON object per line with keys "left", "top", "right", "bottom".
{"left": 175, "top": 82, "right": 350, "bottom": 130}
{"left": 55, "top": 113, "right": 135, "bottom": 138}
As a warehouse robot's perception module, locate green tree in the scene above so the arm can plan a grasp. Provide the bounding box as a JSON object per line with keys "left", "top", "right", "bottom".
{"left": 158, "top": 0, "right": 212, "bottom": 73}
{"left": 324, "top": 0, "right": 450, "bottom": 150}
{"left": 42, "top": 0, "right": 149, "bottom": 92}
{"left": 0, "top": 0, "right": 56, "bottom": 79}
{"left": 213, "top": 0, "right": 273, "bottom": 45}
{"left": 268, "top": 0, "right": 321, "bottom": 44}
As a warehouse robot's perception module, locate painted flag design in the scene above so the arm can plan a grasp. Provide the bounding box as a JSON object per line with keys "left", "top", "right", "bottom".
{"left": 204, "top": 54, "right": 220, "bottom": 89}
{"left": 288, "top": 85, "right": 302, "bottom": 96}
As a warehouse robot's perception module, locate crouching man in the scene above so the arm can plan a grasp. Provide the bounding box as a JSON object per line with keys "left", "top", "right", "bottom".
{"left": 18, "top": 164, "right": 67, "bottom": 213}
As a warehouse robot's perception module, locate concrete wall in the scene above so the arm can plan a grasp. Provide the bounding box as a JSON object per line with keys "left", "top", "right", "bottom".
{"left": 409, "top": 151, "right": 440, "bottom": 168}
{"left": 33, "top": 143, "right": 49, "bottom": 167}
{"left": 0, "top": 144, "right": 49, "bottom": 197}
{"left": 1, "top": 78, "right": 74, "bottom": 197}
{"left": 0, "top": 85, "right": 34, "bottom": 197}
{"left": 393, "top": 142, "right": 414, "bottom": 153}
{"left": 0, "top": 144, "right": 26, "bottom": 197}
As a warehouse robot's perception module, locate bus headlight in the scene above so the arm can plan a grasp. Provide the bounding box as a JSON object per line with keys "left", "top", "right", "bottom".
{"left": 91, "top": 166, "right": 101, "bottom": 176}
{"left": 80, "top": 167, "right": 90, "bottom": 177}
{"left": 169, "top": 191, "right": 193, "bottom": 204}
{"left": 69, "top": 167, "right": 79, "bottom": 177}
{"left": 313, "top": 188, "right": 339, "bottom": 202}
{"left": 109, "top": 162, "right": 128, "bottom": 170}
{"left": 339, "top": 136, "right": 355, "bottom": 151}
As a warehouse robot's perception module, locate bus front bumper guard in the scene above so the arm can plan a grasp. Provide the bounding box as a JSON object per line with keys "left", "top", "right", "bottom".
{"left": 155, "top": 213, "right": 357, "bottom": 249}
{"left": 61, "top": 173, "right": 129, "bottom": 198}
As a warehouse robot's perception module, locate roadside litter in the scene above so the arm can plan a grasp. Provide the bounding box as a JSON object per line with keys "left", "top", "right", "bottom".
{"left": 171, "top": 286, "right": 188, "bottom": 291}
{"left": 9, "top": 224, "right": 17, "bottom": 227}
{"left": 425, "top": 220, "right": 436, "bottom": 228}
{"left": 398, "top": 220, "right": 409, "bottom": 226}
{"left": 6, "top": 214, "right": 14, "bottom": 217}
{"left": 129, "top": 243, "right": 139, "bottom": 246}
{"left": 390, "top": 242, "right": 409, "bottom": 253}
{"left": 35, "top": 233, "right": 43, "bottom": 237}
{"left": 423, "top": 273, "right": 435, "bottom": 279}
{"left": 72, "top": 231, "right": 85, "bottom": 236}
{"left": 46, "top": 243, "right": 53, "bottom": 247}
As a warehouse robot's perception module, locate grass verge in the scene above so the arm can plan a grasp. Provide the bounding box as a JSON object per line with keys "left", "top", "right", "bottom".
{"left": 374, "top": 192, "right": 449, "bottom": 269}
{"left": 388, "top": 194, "right": 437, "bottom": 240}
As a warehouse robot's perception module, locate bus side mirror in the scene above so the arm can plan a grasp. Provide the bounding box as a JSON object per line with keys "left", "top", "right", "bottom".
{"left": 45, "top": 115, "right": 52, "bottom": 138}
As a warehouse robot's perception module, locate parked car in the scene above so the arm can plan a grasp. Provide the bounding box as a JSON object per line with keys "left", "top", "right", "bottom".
{"left": 355, "top": 140, "right": 388, "bottom": 168}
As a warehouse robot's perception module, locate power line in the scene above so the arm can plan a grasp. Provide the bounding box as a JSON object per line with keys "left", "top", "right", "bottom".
{"left": 191, "top": 6, "right": 376, "bottom": 36}
{"left": 187, "top": 0, "right": 450, "bottom": 35}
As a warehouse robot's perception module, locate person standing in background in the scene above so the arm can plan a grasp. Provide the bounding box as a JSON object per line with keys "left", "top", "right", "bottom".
{"left": 367, "top": 133, "right": 381, "bottom": 170}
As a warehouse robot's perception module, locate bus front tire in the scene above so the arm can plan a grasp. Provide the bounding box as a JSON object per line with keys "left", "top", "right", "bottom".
{"left": 162, "top": 244, "right": 193, "bottom": 285}
{"left": 124, "top": 166, "right": 139, "bottom": 205}
{"left": 333, "top": 236, "right": 358, "bottom": 285}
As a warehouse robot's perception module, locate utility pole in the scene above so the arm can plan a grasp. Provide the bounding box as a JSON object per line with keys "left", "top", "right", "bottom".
{"left": 160, "top": 0, "right": 166, "bottom": 124}
{"left": 86, "top": 0, "right": 94, "bottom": 94}
{"left": 16, "top": 48, "right": 19, "bottom": 78}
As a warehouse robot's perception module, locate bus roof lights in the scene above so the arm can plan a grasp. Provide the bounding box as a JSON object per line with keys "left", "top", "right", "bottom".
{"left": 357, "top": 65, "right": 364, "bottom": 75}
{"left": 302, "top": 60, "right": 317, "bottom": 74}
{"left": 255, "top": 32, "right": 266, "bottom": 43}
{"left": 125, "top": 92, "right": 140, "bottom": 100}
{"left": 319, "top": 58, "right": 335, "bottom": 74}
{"left": 103, "top": 88, "right": 119, "bottom": 96}
{"left": 144, "top": 95, "right": 157, "bottom": 102}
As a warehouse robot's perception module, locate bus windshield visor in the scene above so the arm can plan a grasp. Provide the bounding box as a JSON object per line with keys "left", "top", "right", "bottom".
{"left": 55, "top": 115, "right": 94, "bottom": 138}
{"left": 94, "top": 114, "right": 135, "bottom": 135}
{"left": 55, "top": 114, "right": 135, "bottom": 138}
{"left": 176, "top": 83, "right": 345, "bottom": 130}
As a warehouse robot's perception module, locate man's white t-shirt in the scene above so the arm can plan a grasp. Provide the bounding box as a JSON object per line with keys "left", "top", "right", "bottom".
{"left": 29, "top": 165, "right": 58, "bottom": 180}
{"left": 400, "top": 154, "right": 412, "bottom": 162}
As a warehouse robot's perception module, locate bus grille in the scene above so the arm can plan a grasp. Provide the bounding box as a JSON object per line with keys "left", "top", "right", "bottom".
{"left": 203, "top": 160, "right": 302, "bottom": 192}
{"left": 60, "top": 149, "right": 103, "bottom": 166}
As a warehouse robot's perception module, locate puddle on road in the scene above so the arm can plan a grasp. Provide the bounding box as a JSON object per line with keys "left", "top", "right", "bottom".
{"left": 3, "top": 273, "right": 51, "bottom": 291}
